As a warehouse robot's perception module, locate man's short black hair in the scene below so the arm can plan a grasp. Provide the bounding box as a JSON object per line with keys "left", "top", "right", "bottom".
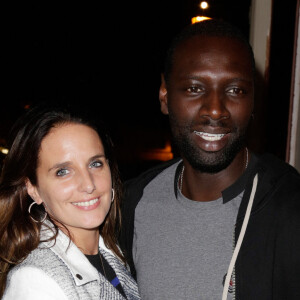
{"left": 163, "top": 18, "right": 255, "bottom": 84}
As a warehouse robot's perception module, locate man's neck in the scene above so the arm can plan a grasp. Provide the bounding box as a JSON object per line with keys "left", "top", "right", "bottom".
{"left": 181, "top": 149, "right": 250, "bottom": 202}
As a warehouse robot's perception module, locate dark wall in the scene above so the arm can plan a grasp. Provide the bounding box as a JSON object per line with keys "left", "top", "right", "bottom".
{"left": 3, "top": 0, "right": 297, "bottom": 180}
{"left": 265, "top": 0, "right": 298, "bottom": 160}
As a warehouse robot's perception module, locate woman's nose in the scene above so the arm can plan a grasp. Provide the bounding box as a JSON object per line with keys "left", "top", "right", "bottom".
{"left": 79, "top": 171, "right": 96, "bottom": 194}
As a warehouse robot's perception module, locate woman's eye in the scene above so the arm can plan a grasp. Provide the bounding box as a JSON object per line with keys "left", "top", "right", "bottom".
{"left": 90, "top": 160, "right": 102, "bottom": 168}
{"left": 56, "top": 168, "right": 70, "bottom": 177}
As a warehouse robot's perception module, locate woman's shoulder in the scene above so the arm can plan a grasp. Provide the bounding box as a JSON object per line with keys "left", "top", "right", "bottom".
{"left": 19, "top": 245, "right": 60, "bottom": 269}
{"left": 4, "top": 257, "right": 67, "bottom": 300}
{"left": 8, "top": 246, "right": 73, "bottom": 284}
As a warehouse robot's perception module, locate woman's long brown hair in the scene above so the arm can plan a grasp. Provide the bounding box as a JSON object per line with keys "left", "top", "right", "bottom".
{"left": 0, "top": 103, "right": 125, "bottom": 297}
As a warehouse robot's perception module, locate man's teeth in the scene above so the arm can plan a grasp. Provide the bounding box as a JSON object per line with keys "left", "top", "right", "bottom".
{"left": 194, "top": 131, "right": 225, "bottom": 141}
{"left": 73, "top": 198, "right": 99, "bottom": 207}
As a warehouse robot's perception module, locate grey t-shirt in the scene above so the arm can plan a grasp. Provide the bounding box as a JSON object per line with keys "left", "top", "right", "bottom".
{"left": 133, "top": 161, "right": 242, "bottom": 300}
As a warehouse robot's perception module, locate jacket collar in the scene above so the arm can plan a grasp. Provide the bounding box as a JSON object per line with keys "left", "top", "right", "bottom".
{"left": 236, "top": 153, "right": 297, "bottom": 221}
{"left": 40, "top": 223, "right": 102, "bottom": 286}
{"left": 222, "top": 153, "right": 259, "bottom": 203}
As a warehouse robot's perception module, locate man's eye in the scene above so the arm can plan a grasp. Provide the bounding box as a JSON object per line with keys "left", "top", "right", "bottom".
{"left": 90, "top": 160, "right": 102, "bottom": 168}
{"left": 56, "top": 168, "right": 69, "bottom": 176}
{"left": 187, "top": 86, "right": 204, "bottom": 93}
{"left": 227, "top": 87, "right": 245, "bottom": 94}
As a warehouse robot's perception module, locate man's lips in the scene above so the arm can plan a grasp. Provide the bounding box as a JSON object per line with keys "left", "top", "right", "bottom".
{"left": 193, "top": 131, "right": 226, "bottom": 141}
{"left": 193, "top": 130, "right": 229, "bottom": 151}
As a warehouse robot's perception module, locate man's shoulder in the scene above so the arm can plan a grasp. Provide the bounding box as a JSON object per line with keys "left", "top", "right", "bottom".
{"left": 255, "top": 152, "right": 300, "bottom": 179}
{"left": 122, "top": 158, "right": 181, "bottom": 208}
{"left": 125, "top": 157, "right": 181, "bottom": 189}
{"left": 253, "top": 152, "right": 300, "bottom": 201}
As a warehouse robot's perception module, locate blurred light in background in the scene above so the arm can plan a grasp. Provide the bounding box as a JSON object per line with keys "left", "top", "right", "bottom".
{"left": 191, "top": 16, "right": 212, "bottom": 24}
{"left": 139, "top": 140, "right": 174, "bottom": 162}
{"left": 192, "top": 1, "right": 211, "bottom": 24}
{"left": 0, "top": 147, "right": 9, "bottom": 155}
{"left": 199, "top": 1, "right": 209, "bottom": 9}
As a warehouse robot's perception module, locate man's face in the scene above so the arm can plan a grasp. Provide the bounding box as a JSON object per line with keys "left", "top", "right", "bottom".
{"left": 160, "top": 36, "right": 254, "bottom": 173}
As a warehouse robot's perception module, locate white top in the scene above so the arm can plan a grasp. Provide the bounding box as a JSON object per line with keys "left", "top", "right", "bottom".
{"left": 3, "top": 223, "right": 139, "bottom": 300}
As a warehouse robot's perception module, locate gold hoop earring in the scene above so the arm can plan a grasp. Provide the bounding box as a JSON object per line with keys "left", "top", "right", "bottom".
{"left": 28, "top": 201, "right": 47, "bottom": 223}
{"left": 111, "top": 188, "right": 115, "bottom": 203}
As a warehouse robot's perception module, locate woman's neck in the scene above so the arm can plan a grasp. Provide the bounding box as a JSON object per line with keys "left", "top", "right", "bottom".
{"left": 60, "top": 225, "right": 100, "bottom": 255}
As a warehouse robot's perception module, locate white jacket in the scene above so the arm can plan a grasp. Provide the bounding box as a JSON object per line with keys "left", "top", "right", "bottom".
{"left": 3, "top": 225, "right": 140, "bottom": 300}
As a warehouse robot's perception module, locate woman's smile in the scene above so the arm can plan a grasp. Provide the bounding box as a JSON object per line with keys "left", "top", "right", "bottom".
{"left": 72, "top": 197, "right": 100, "bottom": 210}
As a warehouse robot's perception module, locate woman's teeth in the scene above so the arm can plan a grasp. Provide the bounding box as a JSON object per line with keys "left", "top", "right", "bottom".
{"left": 73, "top": 198, "right": 99, "bottom": 207}
{"left": 194, "top": 131, "right": 225, "bottom": 141}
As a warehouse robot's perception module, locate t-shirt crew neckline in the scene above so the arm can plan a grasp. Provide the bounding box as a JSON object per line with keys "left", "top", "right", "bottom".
{"left": 176, "top": 153, "right": 258, "bottom": 208}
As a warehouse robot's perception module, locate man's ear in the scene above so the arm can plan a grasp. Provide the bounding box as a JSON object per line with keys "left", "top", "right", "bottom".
{"left": 159, "top": 74, "right": 169, "bottom": 115}
{"left": 25, "top": 179, "right": 43, "bottom": 205}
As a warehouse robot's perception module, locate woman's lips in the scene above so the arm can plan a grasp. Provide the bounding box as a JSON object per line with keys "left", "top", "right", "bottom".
{"left": 72, "top": 197, "right": 100, "bottom": 210}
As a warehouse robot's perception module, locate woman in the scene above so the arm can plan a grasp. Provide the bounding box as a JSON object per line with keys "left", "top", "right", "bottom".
{"left": 0, "top": 103, "right": 140, "bottom": 299}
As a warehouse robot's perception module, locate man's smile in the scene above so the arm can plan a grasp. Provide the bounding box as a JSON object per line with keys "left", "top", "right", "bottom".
{"left": 194, "top": 131, "right": 226, "bottom": 141}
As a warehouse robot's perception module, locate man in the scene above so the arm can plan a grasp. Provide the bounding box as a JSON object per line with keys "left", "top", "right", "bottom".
{"left": 120, "top": 19, "right": 300, "bottom": 299}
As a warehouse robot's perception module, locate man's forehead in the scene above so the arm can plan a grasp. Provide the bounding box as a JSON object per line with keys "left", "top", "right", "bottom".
{"left": 178, "top": 35, "right": 247, "bottom": 49}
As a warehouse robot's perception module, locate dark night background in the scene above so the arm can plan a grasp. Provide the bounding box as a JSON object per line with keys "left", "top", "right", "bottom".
{"left": 2, "top": 1, "right": 298, "bottom": 180}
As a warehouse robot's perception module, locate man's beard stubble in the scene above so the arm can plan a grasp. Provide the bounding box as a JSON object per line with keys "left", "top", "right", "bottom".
{"left": 169, "top": 116, "right": 247, "bottom": 174}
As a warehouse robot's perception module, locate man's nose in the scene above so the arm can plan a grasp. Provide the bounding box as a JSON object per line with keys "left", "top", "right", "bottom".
{"left": 200, "top": 90, "right": 230, "bottom": 120}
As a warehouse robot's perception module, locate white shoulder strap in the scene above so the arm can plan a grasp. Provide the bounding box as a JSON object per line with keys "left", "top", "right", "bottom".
{"left": 222, "top": 173, "right": 258, "bottom": 300}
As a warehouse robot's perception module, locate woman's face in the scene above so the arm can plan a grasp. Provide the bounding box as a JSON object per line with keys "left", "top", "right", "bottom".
{"left": 27, "top": 123, "right": 113, "bottom": 237}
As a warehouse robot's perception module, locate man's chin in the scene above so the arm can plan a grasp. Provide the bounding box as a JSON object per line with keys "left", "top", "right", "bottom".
{"left": 184, "top": 148, "right": 236, "bottom": 173}
{"left": 191, "top": 161, "right": 232, "bottom": 174}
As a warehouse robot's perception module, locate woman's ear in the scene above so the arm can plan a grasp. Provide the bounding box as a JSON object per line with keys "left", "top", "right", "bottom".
{"left": 159, "top": 74, "right": 169, "bottom": 115}
{"left": 25, "top": 179, "right": 43, "bottom": 205}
